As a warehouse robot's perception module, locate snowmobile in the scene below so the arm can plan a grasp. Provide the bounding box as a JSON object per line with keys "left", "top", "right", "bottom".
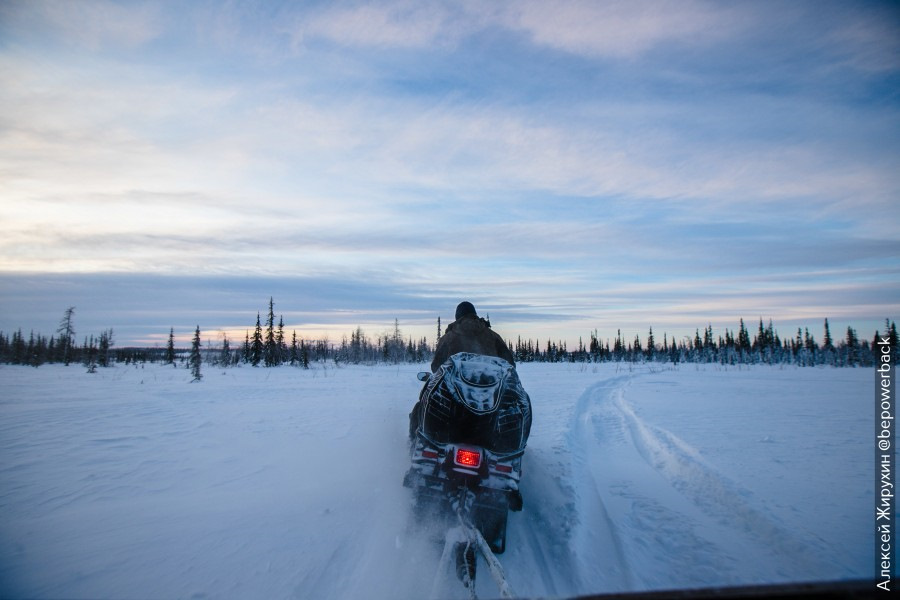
{"left": 404, "top": 352, "right": 531, "bottom": 587}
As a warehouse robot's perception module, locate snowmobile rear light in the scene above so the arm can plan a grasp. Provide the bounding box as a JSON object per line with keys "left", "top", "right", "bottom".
{"left": 421, "top": 449, "right": 439, "bottom": 459}
{"left": 455, "top": 448, "right": 481, "bottom": 468}
{"left": 493, "top": 463, "right": 513, "bottom": 473}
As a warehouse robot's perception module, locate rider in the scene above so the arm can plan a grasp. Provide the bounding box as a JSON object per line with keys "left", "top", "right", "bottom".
{"left": 430, "top": 301, "right": 515, "bottom": 372}
{"left": 410, "top": 301, "right": 516, "bottom": 439}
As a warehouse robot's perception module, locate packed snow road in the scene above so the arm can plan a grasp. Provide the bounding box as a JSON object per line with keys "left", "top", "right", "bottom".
{"left": 0, "top": 362, "right": 873, "bottom": 599}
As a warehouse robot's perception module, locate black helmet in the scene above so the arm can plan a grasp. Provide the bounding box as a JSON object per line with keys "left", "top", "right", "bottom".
{"left": 455, "top": 301, "right": 477, "bottom": 320}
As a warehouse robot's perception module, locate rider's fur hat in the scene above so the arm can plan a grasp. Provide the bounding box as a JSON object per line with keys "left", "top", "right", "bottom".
{"left": 455, "top": 301, "right": 477, "bottom": 320}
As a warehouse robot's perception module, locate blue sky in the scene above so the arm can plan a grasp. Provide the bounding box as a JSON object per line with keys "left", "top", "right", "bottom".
{"left": 1, "top": 0, "right": 898, "bottom": 348}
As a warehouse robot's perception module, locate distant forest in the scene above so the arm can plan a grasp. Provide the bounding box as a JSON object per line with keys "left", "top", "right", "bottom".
{"left": 0, "top": 299, "right": 896, "bottom": 370}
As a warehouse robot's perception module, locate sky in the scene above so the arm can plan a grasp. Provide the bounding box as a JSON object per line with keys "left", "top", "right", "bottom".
{"left": 1, "top": 0, "right": 899, "bottom": 349}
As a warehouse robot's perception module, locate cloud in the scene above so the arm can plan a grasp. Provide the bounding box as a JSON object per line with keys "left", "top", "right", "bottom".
{"left": 299, "top": 1, "right": 459, "bottom": 49}
{"left": 0, "top": 271, "right": 462, "bottom": 344}
{"left": 4, "top": 3, "right": 896, "bottom": 221}
{"left": 2, "top": 267, "right": 894, "bottom": 348}
{"left": 225, "top": 92, "right": 896, "bottom": 215}
{"left": 493, "top": 0, "right": 740, "bottom": 59}
{"left": 295, "top": 0, "right": 743, "bottom": 59}
{"left": 0, "top": 0, "right": 164, "bottom": 51}
{"left": 823, "top": 4, "right": 900, "bottom": 73}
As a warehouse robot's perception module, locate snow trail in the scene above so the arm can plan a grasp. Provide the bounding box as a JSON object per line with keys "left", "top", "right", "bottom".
{"left": 616, "top": 394, "right": 841, "bottom": 579}
{"left": 567, "top": 376, "right": 636, "bottom": 592}
{"left": 566, "top": 370, "right": 853, "bottom": 592}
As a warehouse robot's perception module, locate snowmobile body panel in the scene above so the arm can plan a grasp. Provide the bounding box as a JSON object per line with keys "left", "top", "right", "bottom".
{"left": 418, "top": 352, "right": 532, "bottom": 455}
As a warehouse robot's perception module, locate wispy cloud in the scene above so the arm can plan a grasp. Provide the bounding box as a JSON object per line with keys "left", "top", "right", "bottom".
{"left": 825, "top": 5, "right": 900, "bottom": 72}
{"left": 0, "top": 0, "right": 164, "bottom": 50}
{"left": 492, "top": 0, "right": 741, "bottom": 59}
{"left": 299, "top": 0, "right": 461, "bottom": 49}
{"left": 295, "top": 0, "right": 742, "bottom": 58}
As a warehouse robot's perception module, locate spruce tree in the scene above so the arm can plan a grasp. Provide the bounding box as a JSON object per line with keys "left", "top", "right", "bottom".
{"left": 301, "top": 339, "right": 310, "bottom": 369}
{"left": 190, "top": 326, "right": 203, "bottom": 382}
{"left": 85, "top": 335, "right": 97, "bottom": 373}
{"left": 0, "top": 331, "right": 10, "bottom": 363}
{"left": 251, "top": 313, "right": 263, "bottom": 367}
{"left": 821, "top": 319, "right": 835, "bottom": 365}
{"left": 57, "top": 307, "right": 76, "bottom": 366}
{"left": 737, "top": 319, "right": 751, "bottom": 360}
{"left": 845, "top": 326, "right": 859, "bottom": 366}
{"left": 33, "top": 333, "right": 48, "bottom": 367}
{"left": 26, "top": 331, "right": 40, "bottom": 367}
{"left": 219, "top": 334, "right": 231, "bottom": 367}
{"left": 11, "top": 329, "right": 25, "bottom": 364}
{"left": 804, "top": 328, "right": 816, "bottom": 350}
{"left": 755, "top": 318, "right": 766, "bottom": 354}
{"left": 166, "top": 328, "right": 176, "bottom": 366}
{"left": 388, "top": 319, "right": 403, "bottom": 363}
{"left": 242, "top": 331, "right": 251, "bottom": 364}
{"left": 703, "top": 325, "right": 714, "bottom": 359}
{"left": 276, "top": 316, "right": 286, "bottom": 366}
{"left": 98, "top": 329, "right": 113, "bottom": 367}
{"left": 589, "top": 331, "right": 600, "bottom": 361}
{"left": 614, "top": 329, "right": 624, "bottom": 360}
{"left": 264, "top": 298, "right": 276, "bottom": 367}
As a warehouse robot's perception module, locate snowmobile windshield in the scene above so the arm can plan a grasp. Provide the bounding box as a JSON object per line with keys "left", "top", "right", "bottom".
{"left": 449, "top": 354, "right": 508, "bottom": 414}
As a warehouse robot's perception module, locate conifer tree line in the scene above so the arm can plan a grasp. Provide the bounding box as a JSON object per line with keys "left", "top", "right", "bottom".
{"left": 0, "top": 307, "right": 117, "bottom": 369}
{"left": 0, "top": 302, "right": 896, "bottom": 369}
{"left": 512, "top": 317, "right": 898, "bottom": 368}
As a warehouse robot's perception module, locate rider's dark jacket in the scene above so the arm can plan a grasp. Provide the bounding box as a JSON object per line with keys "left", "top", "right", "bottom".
{"left": 431, "top": 314, "right": 515, "bottom": 372}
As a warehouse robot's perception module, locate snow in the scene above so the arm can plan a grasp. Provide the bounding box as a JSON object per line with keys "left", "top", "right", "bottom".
{"left": 0, "top": 361, "right": 874, "bottom": 599}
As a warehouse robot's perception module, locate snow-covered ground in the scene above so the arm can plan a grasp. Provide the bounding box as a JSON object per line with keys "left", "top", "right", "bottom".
{"left": 0, "top": 361, "right": 874, "bottom": 599}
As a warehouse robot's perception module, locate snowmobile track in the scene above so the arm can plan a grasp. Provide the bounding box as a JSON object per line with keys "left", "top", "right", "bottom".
{"left": 566, "top": 372, "right": 844, "bottom": 591}
{"left": 568, "top": 376, "right": 637, "bottom": 592}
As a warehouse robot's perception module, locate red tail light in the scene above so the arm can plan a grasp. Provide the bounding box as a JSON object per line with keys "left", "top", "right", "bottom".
{"left": 455, "top": 448, "right": 481, "bottom": 468}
